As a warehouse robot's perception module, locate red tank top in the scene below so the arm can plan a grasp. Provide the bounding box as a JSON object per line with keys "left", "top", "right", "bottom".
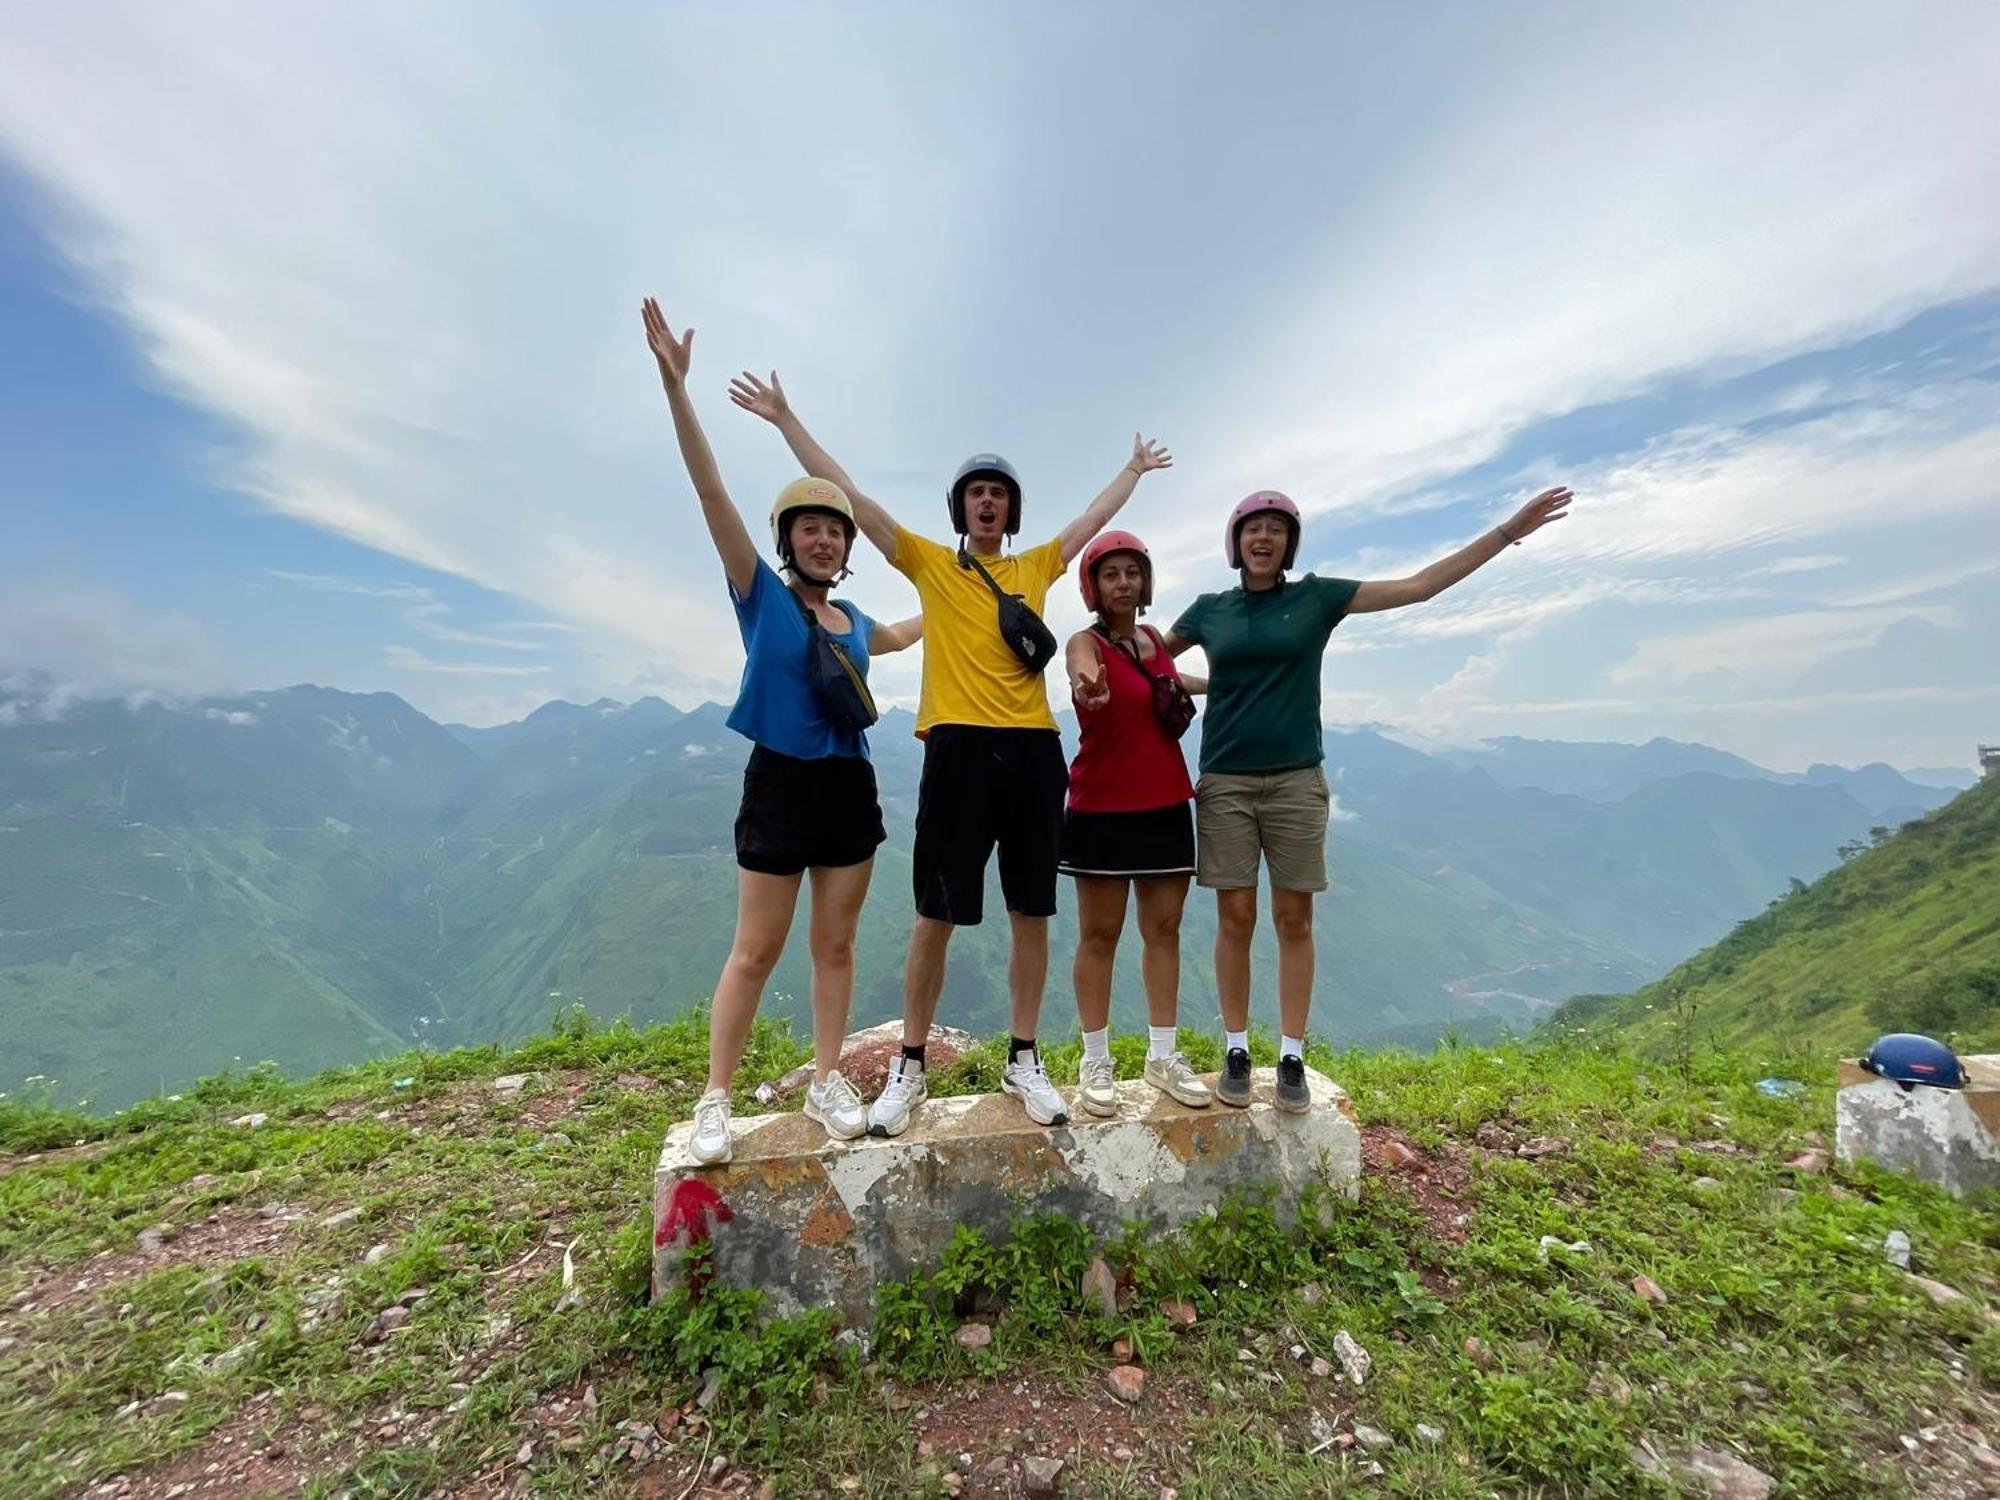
{"left": 1067, "top": 626, "right": 1197, "bottom": 813}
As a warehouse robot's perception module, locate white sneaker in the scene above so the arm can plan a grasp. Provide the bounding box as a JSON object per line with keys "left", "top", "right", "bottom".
{"left": 1144, "top": 1051, "right": 1213, "bottom": 1108}
{"left": 805, "top": 1069, "right": 867, "bottom": 1141}
{"left": 868, "top": 1057, "right": 927, "bottom": 1138}
{"left": 1003, "top": 1051, "right": 1071, "bottom": 1127}
{"left": 688, "top": 1087, "right": 733, "bottom": 1165}
{"left": 1077, "top": 1055, "right": 1119, "bottom": 1117}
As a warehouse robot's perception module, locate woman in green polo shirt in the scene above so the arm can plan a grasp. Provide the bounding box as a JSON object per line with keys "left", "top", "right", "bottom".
{"left": 1165, "top": 485, "right": 1573, "bottom": 1112}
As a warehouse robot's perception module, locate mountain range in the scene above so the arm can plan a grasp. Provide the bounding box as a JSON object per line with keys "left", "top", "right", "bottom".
{"left": 0, "top": 674, "right": 1976, "bottom": 1107}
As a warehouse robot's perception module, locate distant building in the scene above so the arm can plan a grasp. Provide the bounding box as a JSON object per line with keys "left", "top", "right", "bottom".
{"left": 1982, "top": 745, "right": 2000, "bottom": 779}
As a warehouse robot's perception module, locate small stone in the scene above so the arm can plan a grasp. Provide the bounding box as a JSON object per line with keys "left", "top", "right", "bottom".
{"left": 954, "top": 1322, "right": 992, "bottom": 1350}
{"left": 941, "top": 1476, "right": 964, "bottom": 1497}
{"left": 1110, "top": 1338, "right": 1132, "bottom": 1361}
{"left": 1298, "top": 1281, "right": 1324, "bottom": 1305}
{"left": 756, "top": 1483, "right": 778, "bottom": 1500}
{"left": 1692, "top": 1176, "right": 1721, "bottom": 1192}
{"left": 1158, "top": 1297, "right": 1197, "bottom": 1328}
{"left": 230, "top": 1113, "right": 268, "bottom": 1129}
{"left": 363, "top": 1243, "right": 390, "bottom": 1264}
{"left": 320, "top": 1207, "right": 364, "bottom": 1229}
{"left": 1353, "top": 1424, "right": 1394, "bottom": 1452}
{"left": 1785, "top": 1149, "right": 1829, "bottom": 1174}
{"left": 753, "top": 1082, "right": 779, "bottom": 1105}
{"left": 1632, "top": 1274, "right": 1669, "bottom": 1306}
{"left": 1081, "top": 1257, "right": 1118, "bottom": 1319}
{"left": 492, "top": 1074, "right": 530, "bottom": 1093}
{"left": 1966, "top": 1442, "right": 2000, "bottom": 1475}
{"left": 136, "top": 1225, "right": 171, "bottom": 1254}
{"left": 1107, "top": 1364, "right": 1145, "bottom": 1403}
{"left": 1884, "top": 1230, "right": 1911, "bottom": 1269}
{"left": 697, "top": 1367, "right": 724, "bottom": 1410}
{"left": 1111, "top": 1445, "right": 1134, "bottom": 1463}
{"left": 616, "top": 1073, "right": 658, "bottom": 1092}
{"left": 1309, "top": 1356, "right": 1334, "bottom": 1378}
{"left": 1381, "top": 1140, "right": 1421, "bottom": 1171}
{"left": 374, "top": 1304, "right": 410, "bottom": 1336}
{"left": 1463, "top": 1336, "right": 1494, "bottom": 1370}
{"left": 1475, "top": 1121, "right": 1512, "bottom": 1149}
{"left": 1632, "top": 1444, "right": 1775, "bottom": 1499}
{"left": 1332, "top": 1330, "right": 1371, "bottom": 1386}
{"left": 1516, "top": 1135, "right": 1570, "bottom": 1159}
{"left": 707, "top": 1454, "right": 730, "bottom": 1482}
{"left": 1415, "top": 1423, "right": 1444, "bottom": 1445}
{"left": 186, "top": 1173, "right": 219, "bottom": 1189}
{"left": 1587, "top": 1370, "right": 1632, "bottom": 1405}
{"left": 1023, "top": 1454, "right": 1065, "bottom": 1496}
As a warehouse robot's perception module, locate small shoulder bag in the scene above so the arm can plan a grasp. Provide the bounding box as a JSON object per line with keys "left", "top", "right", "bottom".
{"left": 791, "top": 593, "right": 878, "bottom": 734}
{"left": 957, "top": 548, "right": 1059, "bottom": 674}
{"left": 1096, "top": 624, "right": 1196, "bottom": 740}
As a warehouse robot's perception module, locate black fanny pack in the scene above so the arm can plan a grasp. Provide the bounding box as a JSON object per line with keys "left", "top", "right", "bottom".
{"left": 958, "top": 547, "right": 1058, "bottom": 674}
{"left": 1096, "top": 624, "right": 1197, "bottom": 741}
{"left": 792, "top": 593, "right": 878, "bottom": 734}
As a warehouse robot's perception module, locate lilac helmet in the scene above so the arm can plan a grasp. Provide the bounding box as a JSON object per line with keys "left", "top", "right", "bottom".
{"left": 1225, "top": 490, "right": 1301, "bottom": 570}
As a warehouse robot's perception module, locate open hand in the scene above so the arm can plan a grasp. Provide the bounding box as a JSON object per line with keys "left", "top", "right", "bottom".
{"left": 1129, "top": 433, "right": 1173, "bottom": 475}
{"left": 641, "top": 299, "right": 692, "bottom": 390}
{"left": 1505, "top": 486, "right": 1573, "bottom": 540}
{"left": 1071, "top": 655, "right": 1111, "bottom": 711}
{"left": 728, "top": 370, "right": 791, "bottom": 425}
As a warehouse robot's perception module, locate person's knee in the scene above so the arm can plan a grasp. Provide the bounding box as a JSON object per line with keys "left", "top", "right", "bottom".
{"left": 1140, "top": 907, "right": 1183, "bottom": 947}
{"left": 1216, "top": 898, "right": 1257, "bottom": 943}
{"left": 1272, "top": 903, "right": 1314, "bottom": 944}
{"left": 1076, "top": 916, "right": 1122, "bottom": 955}
{"left": 810, "top": 926, "right": 856, "bottom": 969}
{"left": 726, "top": 933, "right": 785, "bottom": 980}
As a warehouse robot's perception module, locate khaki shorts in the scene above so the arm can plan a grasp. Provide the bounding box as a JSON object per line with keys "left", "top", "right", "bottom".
{"left": 1195, "top": 766, "right": 1331, "bottom": 892}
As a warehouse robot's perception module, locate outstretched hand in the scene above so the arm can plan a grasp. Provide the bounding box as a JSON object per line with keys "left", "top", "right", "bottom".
{"left": 1504, "top": 486, "right": 1573, "bottom": 541}
{"left": 1128, "top": 433, "right": 1173, "bottom": 475}
{"left": 728, "top": 370, "right": 791, "bottom": 425}
{"left": 641, "top": 298, "right": 692, "bottom": 390}
{"left": 1071, "top": 654, "right": 1110, "bottom": 711}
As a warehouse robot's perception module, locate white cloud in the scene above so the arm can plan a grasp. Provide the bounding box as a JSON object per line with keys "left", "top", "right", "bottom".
{"left": 381, "top": 645, "right": 549, "bottom": 678}
{"left": 0, "top": 588, "right": 235, "bottom": 711}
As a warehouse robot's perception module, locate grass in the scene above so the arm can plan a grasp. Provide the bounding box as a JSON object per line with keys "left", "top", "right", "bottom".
{"left": 2, "top": 1015, "right": 1997, "bottom": 1498}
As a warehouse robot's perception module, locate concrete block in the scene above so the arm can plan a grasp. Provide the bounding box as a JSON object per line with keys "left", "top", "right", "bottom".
{"left": 653, "top": 1067, "right": 1360, "bottom": 1323}
{"left": 1835, "top": 1054, "right": 2000, "bottom": 1198}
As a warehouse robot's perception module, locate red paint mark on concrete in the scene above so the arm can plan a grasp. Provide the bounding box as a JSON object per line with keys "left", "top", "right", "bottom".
{"left": 655, "top": 1176, "right": 735, "bottom": 1250}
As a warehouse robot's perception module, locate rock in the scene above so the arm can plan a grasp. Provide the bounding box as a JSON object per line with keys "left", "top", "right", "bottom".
{"left": 230, "top": 1113, "right": 268, "bottom": 1129}
{"left": 1081, "top": 1257, "right": 1119, "bottom": 1319}
{"left": 364, "top": 1243, "right": 390, "bottom": 1264}
{"left": 320, "top": 1207, "right": 364, "bottom": 1230}
{"left": 1632, "top": 1274, "right": 1669, "bottom": 1305}
{"left": 1415, "top": 1423, "right": 1444, "bottom": 1445}
{"left": 186, "top": 1173, "right": 219, "bottom": 1189}
{"left": 707, "top": 1453, "right": 731, "bottom": 1482}
{"left": 491, "top": 1074, "right": 530, "bottom": 1094}
{"left": 1110, "top": 1338, "right": 1132, "bottom": 1361}
{"left": 1332, "top": 1330, "right": 1371, "bottom": 1386}
{"left": 1785, "top": 1149, "right": 1829, "bottom": 1174}
{"left": 1516, "top": 1136, "right": 1570, "bottom": 1159}
{"left": 1381, "top": 1140, "right": 1421, "bottom": 1171}
{"left": 1298, "top": 1281, "right": 1324, "bottom": 1305}
{"left": 1884, "top": 1230, "right": 1911, "bottom": 1269}
{"left": 1159, "top": 1298, "right": 1198, "bottom": 1328}
{"left": 1463, "top": 1336, "right": 1494, "bottom": 1370}
{"left": 1538, "top": 1235, "right": 1593, "bottom": 1259}
{"left": 954, "top": 1322, "right": 993, "bottom": 1350}
{"left": 136, "top": 1225, "right": 172, "bottom": 1254}
{"left": 1631, "top": 1443, "right": 1774, "bottom": 1499}
{"left": 1966, "top": 1441, "right": 2000, "bottom": 1475}
{"left": 1353, "top": 1424, "right": 1394, "bottom": 1452}
{"left": 1474, "top": 1121, "right": 1513, "bottom": 1150}
{"left": 1309, "top": 1356, "right": 1334, "bottom": 1378}
{"left": 1107, "top": 1364, "right": 1145, "bottom": 1403}
{"left": 1587, "top": 1370, "right": 1632, "bottom": 1405}
{"left": 1023, "top": 1455, "right": 1065, "bottom": 1496}
{"left": 941, "top": 1475, "right": 964, "bottom": 1496}
{"left": 1692, "top": 1176, "right": 1722, "bottom": 1192}
{"left": 753, "top": 1083, "right": 779, "bottom": 1105}
{"left": 772, "top": 1021, "right": 979, "bottom": 1099}
{"left": 616, "top": 1073, "right": 659, "bottom": 1092}
{"left": 697, "top": 1366, "right": 724, "bottom": 1410}
{"left": 372, "top": 1305, "right": 409, "bottom": 1339}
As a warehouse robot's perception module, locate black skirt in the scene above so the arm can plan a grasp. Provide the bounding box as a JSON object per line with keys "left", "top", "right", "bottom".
{"left": 1058, "top": 802, "right": 1195, "bottom": 880}
{"left": 735, "top": 744, "right": 886, "bottom": 876}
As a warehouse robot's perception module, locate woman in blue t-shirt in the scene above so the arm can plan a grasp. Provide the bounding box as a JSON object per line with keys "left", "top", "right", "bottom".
{"left": 643, "top": 300, "right": 922, "bottom": 1165}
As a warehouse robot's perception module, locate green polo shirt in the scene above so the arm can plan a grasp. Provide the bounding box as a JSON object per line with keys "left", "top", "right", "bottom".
{"left": 1172, "top": 574, "right": 1360, "bottom": 775}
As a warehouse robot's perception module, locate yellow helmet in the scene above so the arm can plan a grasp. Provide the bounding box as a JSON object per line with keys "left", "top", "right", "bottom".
{"left": 769, "top": 477, "right": 857, "bottom": 576}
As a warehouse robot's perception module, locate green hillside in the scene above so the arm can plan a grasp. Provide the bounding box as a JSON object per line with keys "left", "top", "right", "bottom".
{"left": 1546, "top": 773, "right": 2000, "bottom": 1053}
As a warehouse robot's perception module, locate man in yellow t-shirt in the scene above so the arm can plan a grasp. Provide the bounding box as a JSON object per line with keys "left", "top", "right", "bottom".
{"left": 732, "top": 371, "right": 1171, "bottom": 1135}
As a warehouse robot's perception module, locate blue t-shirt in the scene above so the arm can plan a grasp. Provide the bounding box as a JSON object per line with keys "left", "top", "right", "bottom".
{"left": 724, "top": 561, "right": 875, "bottom": 760}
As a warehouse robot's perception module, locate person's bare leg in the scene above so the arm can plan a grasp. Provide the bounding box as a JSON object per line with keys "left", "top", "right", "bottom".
{"left": 806, "top": 859, "right": 873, "bottom": 1083}
{"left": 1271, "top": 887, "right": 1316, "bottom": 1041}
{"left": 1214, "top": 886, "right": 1258, "bottom": 1034}
{"left": 1008, "top": 912, "right": 1050, "bottom": 1040}
{"left": 1135, "top": 876, "right": 1190, "bottom": 1029}
{"left": 902, "top": 915, "right": 954, "bottom": 1049}
{"left": 1071, "top": 880, "right": 1128, "bottom": 1035}
{"left": 704, "top": 869, "right": 805, "bottom": 1092}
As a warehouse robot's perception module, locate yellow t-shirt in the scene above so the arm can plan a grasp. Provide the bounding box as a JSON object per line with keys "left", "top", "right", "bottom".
{"left": 892, "top": 528, "right": 1068, "bottom": 735}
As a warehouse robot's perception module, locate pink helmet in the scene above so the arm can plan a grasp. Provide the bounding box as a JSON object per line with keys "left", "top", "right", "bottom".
{"left": 1225, "top": 490, "right": 1301, "bottom": 570}
{"left": 1078, "top": 529, "right": 1152, "bottom": 611}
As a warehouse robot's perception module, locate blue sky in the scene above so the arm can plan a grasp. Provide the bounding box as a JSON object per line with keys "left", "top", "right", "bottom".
{"left": 2, "top": 2, "right": 1997, "bottom": 769}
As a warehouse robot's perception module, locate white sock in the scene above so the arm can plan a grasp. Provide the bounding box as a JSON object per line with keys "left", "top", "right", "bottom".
{"left": 1280, "top": 1034, "right": 1304, "bottom": 1061}
{"left": 1225, "top": 1029, "right": 1249, "bottom": 1055}
{"left": 1082, "top": 1028, "right": 1112, "bottom": 1065}
{"left": 1148, "top": 1025, "right": 1178, "bottom": 1060}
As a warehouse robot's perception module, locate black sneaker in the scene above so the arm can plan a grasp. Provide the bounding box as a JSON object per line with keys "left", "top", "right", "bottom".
{"left": 1217, "top": 1047, "right": 1253, "bottom": 1108}
{"left": 1275, "top": 1054, "right": 1311, "bottom": 1114}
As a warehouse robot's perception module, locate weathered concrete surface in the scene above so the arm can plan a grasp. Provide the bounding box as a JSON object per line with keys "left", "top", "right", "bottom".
{"left": 1836, "top": 1054, "right": 2000, "bottom": 1198}
{"left": 653, "top": 1067, "right": 1359, "bottom": 1323}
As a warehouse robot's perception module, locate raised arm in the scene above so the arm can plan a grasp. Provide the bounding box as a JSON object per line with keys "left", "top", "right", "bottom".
{"left": 1055, "top": 433, "right": 1173, "bottom": 563}
{"left": 730, "top": 371, "right": 900, "bottom": 561}
{"left": 1349, "top": 486, "right": 1573, "bottom": 613}
{"left": 869, "top": 614, "right": 925, "bottom": 656}
{"left": 641, "top": 300, "right": 759, "bottom": 596}
{"left": 1065, "top": 630, "right": 1110, "bottom": 711}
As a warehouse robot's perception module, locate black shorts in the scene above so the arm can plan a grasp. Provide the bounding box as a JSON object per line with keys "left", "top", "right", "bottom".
{"left": 734, "top": 744, "right": 886, "bottom": 876}
{"left": 912, "top": 726, "right": 1068, "bottom": 924}
{"left": 1058, "top": 802, "right": 1196, "bottom": 880}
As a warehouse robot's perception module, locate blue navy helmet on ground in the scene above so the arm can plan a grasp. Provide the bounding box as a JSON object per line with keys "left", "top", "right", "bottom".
{"left": 948, "top": 453, "right": 1023, "bottom": 537}
{"left": 1861, "top": 1032, "right": 1966, "bottom": 1090}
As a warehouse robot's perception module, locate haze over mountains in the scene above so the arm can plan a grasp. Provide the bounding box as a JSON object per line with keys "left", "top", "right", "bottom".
{"left": 0, "top": 674, "right": 1974, "bottom": 1108}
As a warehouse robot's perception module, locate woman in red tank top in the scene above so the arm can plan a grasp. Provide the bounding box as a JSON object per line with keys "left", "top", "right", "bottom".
{"left": 1060, "top": 532, "right": 1213, "bottom": 1119}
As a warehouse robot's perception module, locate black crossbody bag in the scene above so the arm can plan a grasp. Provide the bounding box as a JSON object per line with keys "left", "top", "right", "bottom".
{"left": 957, "top": 548, "right": 1059, "bottom": 674}
{"left": 1094, "top": 624, "right": 1197, "bottom": 740}
{"left": 791, "top": 593, "right": 879, "bottom": 734}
